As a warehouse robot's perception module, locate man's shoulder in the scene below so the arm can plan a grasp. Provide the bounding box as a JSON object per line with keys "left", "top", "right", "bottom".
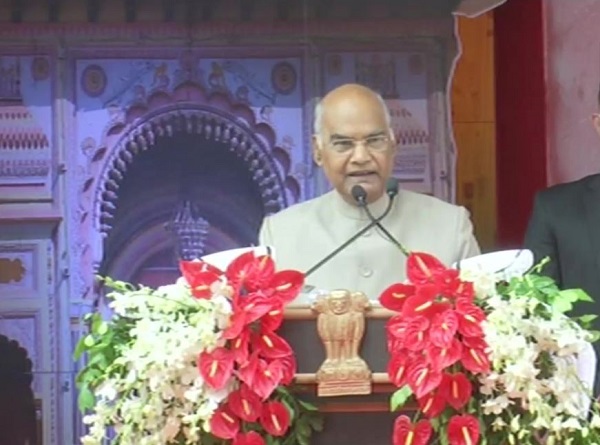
{"left": 399, "top": 189, "right": 466, "bottom": 215}
{"left": 537, "top": 173, "right": 600, "bottom": 202}
{"left": 265, "top": 193, "right": 329, "bottom": 225}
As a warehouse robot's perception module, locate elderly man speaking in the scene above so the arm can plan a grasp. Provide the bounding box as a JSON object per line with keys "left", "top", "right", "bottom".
{"left": 259, "top": 84, "right": 480, "bottom": 298}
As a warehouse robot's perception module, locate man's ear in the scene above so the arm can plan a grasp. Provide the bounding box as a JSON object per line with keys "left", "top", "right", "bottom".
{"left": 593, "top": 113, "right": 600, "bottom": 138}
{"left": 312, "top": 135, "right": 323, "bottom": 166}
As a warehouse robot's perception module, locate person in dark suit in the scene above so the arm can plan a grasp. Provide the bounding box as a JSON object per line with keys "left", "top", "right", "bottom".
{"left": 524, "top": 86, "right": 600, "bottom": 394}
{"left": 524, "top": 86, "right": 600, "bottom": 302}
{"left": 524, "top": 173, "right": 600, "bottom": 299}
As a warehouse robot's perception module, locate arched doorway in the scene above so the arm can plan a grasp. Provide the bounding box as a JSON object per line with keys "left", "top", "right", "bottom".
{"left": 0, "top": 335, "right": 37, "bottom": 445}
{"left": 101, "top": 129, "right": 267, "bottom": 286}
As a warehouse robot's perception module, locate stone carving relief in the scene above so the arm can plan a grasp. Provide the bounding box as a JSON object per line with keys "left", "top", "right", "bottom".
{"left": 0, "top": 56, "right": 52, "bottom": 190}
{"left": 0, "top": 246, "right": 35, "bottom": 293}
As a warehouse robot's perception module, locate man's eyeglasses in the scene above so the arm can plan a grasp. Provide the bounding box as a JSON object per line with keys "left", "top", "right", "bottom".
{"left": 327, "top": 135, "right": 390, "bottom": 154}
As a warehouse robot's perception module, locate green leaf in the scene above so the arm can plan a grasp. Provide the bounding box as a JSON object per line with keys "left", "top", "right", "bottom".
{"left": 297, "top": 421, "right": 311, "bottom": 438}
{"left": 308, "top": 416, "right": 324, "bottom": 432}
{"left": 297, "top": 434, "right": 309, "bottom": 445}
{"left": 577, "top": 314, "right": 598, "bottom": 325}
{"left": 550, "top": 297, "right": 573, "bottom": 314}
{"left": 588, "top": 330, "right": 600, "bottom": 343}
{"left": 83, "top": 334, "right": 95, "bottom": 348}
{"left": 298, "top": 400, "right": 318, "bottom": 412}
{"left": 282, "top": 399, "right": 295, "bottom": 419}
{"left": 73, "top": 337, "right": 88, "bottom": 360}
{"left": 86, "top": 352, "right": 109, "bottom": 369}
{"left": 440, "top": 425, "right": 450, "bottom": 445}
{"left": 390, "top": 385, "right": 413, "bottom": 412}
{"left": 97, "top": 321, "right": 109, "bottom": 336}
{"left": 560, "top": 288, "right": 593, "bottom": 303}
{"left": 77, "top": 384, "right": 95, "bottom": 412}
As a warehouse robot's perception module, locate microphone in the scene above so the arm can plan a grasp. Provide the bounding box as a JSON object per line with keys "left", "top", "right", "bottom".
{"left": 304, "top": 182, "right": 398, "bottom": 278}
{"left": 352, "top": 179, "right": 409, "bottom": 256}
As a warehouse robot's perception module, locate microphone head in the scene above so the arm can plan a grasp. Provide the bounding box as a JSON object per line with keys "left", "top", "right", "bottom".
{"left": 386, "top": 178, "right": 400, "bottom": 198}
{"left": 351, "top": 185, "right": 368, "bottom": 204}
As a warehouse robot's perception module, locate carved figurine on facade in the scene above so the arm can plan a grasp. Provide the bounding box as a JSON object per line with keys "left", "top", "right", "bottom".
{"left": 312, "top": 289, "right": 372, "bottom": 397}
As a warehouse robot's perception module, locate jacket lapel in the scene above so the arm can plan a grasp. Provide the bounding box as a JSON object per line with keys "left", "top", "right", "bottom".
{"left": 583, "top": 175, "right": 600, "bottom": 270}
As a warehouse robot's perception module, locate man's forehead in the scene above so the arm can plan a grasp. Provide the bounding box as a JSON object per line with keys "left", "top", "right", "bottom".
{"left": 321, "top": 102, "right": 388, "bottom": 134}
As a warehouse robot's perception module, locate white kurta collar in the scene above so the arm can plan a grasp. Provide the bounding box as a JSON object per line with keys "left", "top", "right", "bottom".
{"left": 328, "top": 190, "right": 391, "bottom": 221}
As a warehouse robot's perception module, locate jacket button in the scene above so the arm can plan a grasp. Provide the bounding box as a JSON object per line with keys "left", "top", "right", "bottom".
{"left": 360, "top": 267, "right": 373, "bottom": 278}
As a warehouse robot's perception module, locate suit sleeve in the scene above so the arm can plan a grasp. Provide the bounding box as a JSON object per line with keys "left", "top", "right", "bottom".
{"left": 523, "top": 192, "right": 561, "bottom": 284}
{"left": 457, "top": 207, "right": 481, "bottom": 259}
{"left": 258, "top": 215, "right": 274, "bottom": 247}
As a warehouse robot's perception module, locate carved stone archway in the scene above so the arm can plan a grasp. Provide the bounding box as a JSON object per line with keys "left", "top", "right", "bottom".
{"left": 95, "top": 111, "right": 293, "bottom": 236}
{"left": 85, "top": 82, "right": 300, "bottom": 237}
{"left": 73, "top": 82, "right": 302, "bottom": 303}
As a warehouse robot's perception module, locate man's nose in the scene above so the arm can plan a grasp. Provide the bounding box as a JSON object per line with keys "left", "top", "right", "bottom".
{"left": 349, "top": 143, "right": 371, "bottom": 163}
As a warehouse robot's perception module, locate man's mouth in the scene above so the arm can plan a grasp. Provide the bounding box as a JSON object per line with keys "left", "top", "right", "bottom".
{"left": 348, "top": 171, "right": 377, "bottom": 178}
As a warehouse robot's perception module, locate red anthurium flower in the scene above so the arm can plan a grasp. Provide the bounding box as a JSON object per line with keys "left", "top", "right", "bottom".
{"left": 247, "top": 358, "right": 284, "bottom": 400}
{"left": 223, "top": 295, "right": 274, "bottom": 340}
{"left": 429, "top": 309, "right": 459, "bottom": 348}
{"left": 179, "top": 260, "right": 223, "bottom": 282}
{"left": 276, "top": 354, "right": 297, "bottom": 386}
{"left": 403, "top": 316, "right": 431, "bottom": 352}
{"left": 209, "top": 405, "right": 240, "bottom": 439}
{"left": 260, "top": 401, "right": 291, "bottom": 437}
{"left": 239, "top": 293, "right": 277, "bottom": 322}
{"left": 417, "top": 390, "right": 447, "bottom": 418}
{"left": 268, "top": 270, "right": 305, "bottom": 303}
{"left": 187, "top": 271, "right": 222, "bottom": 298}
{"left": 447, "top": 414, "right": 480, "bottom": 445}
{"left": 179, "top": 260, "right": 224, "bottom": 298}
{"left": 456, "top": 303, "right": 486, "bottom": 338}
{"left": 233, "top": 431, "right": 266, "bottom": 445}
{"left": 252, "top": 330, "right": 294, "bottom": 359}
{"left": 227, "top": 385, "right": 262, "bottom": 422}
{"left": 226, "top": 252, "right": 275, "bottom": 293}
{"left": 440, "top": 372, "right": 473, "bottom": 410}
{"left": 198, "top": 347, "right": 234, "bottom": 390}
{"left": 393, "top": 415, "right": 432, "bottom": 445}
{"left": 261, "top": 305, "right": 285, "bottom": 332}
{"left": 461, "top": 337, "right": 491, "bottom": 374}
{"left": 388, "top": 353, "right": 410, "bottom": 388}
{"left": 406, "top": 252, "right": 448, "bottom": 285}
{"left": 406, "top": 359, "right": 443, "bottom": 398}
{"left": 427, "top": 337, "right": 463, "bottom": 371}
{"left": 379, "top": 283, "right": 416, "bottom": 312}
{"left": 386, "top": 316, "right": 409, "bottom": 352}
{"left": 236, "top": 355, "right": 259, "bottom": 388}
{"left": 401, "top": 292, "right": 438, "bottom": 320}
{"left": 230, "top": 329, "right": 250, "bottom": 365}
{"left": 421, "top": 266, "right": 462, "bottom": 296}
{"left": 452, "top": 280, "right": 475, "bottom": 302}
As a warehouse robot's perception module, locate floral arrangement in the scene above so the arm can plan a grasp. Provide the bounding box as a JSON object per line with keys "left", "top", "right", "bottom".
{"left": 74, "top": 252, "right": 322, "bottom": 445}
{"left": 380, "top": 252, "right": 600, "bottom": 445}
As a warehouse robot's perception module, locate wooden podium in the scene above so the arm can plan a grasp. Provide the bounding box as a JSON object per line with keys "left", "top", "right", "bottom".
{"left": 281, "top": 294, "right": 401, "bottom": 445}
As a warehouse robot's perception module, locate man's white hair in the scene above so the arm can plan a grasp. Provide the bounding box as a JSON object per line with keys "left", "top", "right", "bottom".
{"left": 313, "top": 91, "right": 392, "bottom": 136}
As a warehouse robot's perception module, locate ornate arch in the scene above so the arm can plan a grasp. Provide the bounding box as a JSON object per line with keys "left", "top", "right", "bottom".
{"left": 86, "top": 82, "right": 301, "bottom": 236}
{"left": 0, "top": 335, "right": 37, "bottom": 445}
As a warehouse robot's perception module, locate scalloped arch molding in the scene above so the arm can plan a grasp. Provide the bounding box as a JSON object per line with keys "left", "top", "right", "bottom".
{"left": 87, "top": 82, "right": 302, "bottom": 237}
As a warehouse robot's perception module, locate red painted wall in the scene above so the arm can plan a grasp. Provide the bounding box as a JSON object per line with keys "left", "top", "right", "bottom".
{"left": 494, "top": 0, "right": 547, "bottom": 247}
